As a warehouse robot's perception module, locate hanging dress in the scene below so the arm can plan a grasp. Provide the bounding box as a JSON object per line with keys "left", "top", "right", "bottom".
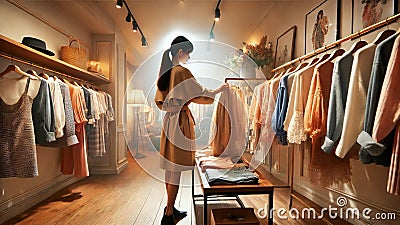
{"left": 0, "top": 78, "right": 38, "bottom": 178}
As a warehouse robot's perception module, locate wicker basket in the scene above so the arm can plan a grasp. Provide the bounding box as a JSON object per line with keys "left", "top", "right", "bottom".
{"left": 60, "top": 38, "right": 87, "bottom": 69}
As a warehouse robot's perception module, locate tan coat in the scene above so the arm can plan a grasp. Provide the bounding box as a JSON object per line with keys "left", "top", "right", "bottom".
{"left": 155, "top": 65, "right": 213, "bottom": 172}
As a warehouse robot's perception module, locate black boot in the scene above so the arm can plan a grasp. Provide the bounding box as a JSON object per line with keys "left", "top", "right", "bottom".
{"left": 173, "top": 207, "right": 187, "bottom": 220}
{"left": 161, "top": 213, "right": 175, "bottom": 225}
{"left": 164, "top": 207, "right": 187, "bottom": 220}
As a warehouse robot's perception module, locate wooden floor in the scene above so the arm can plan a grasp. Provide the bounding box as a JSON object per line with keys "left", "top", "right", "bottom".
{"left": 4, "top": 151, "right": 352, "bottom": 225}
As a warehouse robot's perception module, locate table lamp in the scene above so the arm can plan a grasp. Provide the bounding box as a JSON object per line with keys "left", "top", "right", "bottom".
{"left": 127, "top": 89, "right": 148, "bottom": 159}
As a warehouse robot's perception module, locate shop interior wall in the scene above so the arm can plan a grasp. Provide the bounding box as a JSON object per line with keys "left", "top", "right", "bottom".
{"left": 0, "top": 1, "right": 120, "bottom": 223}
{"left": 0, "top": 0, "right": 89, "bottom": 204}
{"left": 246, "top": 0, "right": 400, "bottom": 224}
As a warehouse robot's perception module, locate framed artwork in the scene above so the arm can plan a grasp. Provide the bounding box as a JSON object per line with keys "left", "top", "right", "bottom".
{"left": 352, "top": 0, "right": 398, "bottom": 33}
{"left": 274, "top": 26, "right": 296, "bottom": 68}
{"left": 305, "top": 0, "right": 340, "bottom": 55}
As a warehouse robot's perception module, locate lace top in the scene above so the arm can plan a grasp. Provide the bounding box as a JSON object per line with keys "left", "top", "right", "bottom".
{"left": 286, "top": 64, "right": 316, "bottom": 144}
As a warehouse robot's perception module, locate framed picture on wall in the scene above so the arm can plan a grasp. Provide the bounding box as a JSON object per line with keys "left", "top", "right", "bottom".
{"left": 274, "top": 26, "right": 296, "bottom": 68}
{"left": 305, "top": 0, "right": 340, "bottom": 55}
{"left": 352, "top": 0, "right": 398, "bottom": 33}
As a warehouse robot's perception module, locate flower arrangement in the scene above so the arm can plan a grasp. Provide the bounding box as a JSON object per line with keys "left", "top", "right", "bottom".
{"left": 244, "top": 35, "right": 274, "bottom": 68}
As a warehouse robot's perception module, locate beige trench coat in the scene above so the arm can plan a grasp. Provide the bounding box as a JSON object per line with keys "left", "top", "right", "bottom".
{"left": 155, "top": 65, "right": 213, "bottom": 172}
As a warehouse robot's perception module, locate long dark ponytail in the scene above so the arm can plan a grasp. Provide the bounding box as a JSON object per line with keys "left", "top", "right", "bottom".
{"left": 157, "top": 36, "right": 194, "bottom": 91}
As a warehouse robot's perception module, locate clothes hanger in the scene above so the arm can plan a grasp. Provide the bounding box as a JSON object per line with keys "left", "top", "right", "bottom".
{"left": 39, "top": 68, "right": 49, "bottom": 80}
{"left": 373, "top": 29, "right": 396, "bottom": 45}
{"left": 270, "top": 72, "right": 279, "bottom": 80}
{"left": 83, "top": 83, "right": 91, "bottom": 89}
{"left": 278, "top": 70, "right": 286, "bottom": 79}
{"left": 292, "top": 59, "right": 308, "bottom": 73}
{"left": 286, "top": 66, "right": 297, "bottom": 74}
{"left": 81, "top": 83, "right": 89, "bottom": 89}
{"left": 349, "top": 41, "right": 368, "bottom": 54}
{"left": 50, "top": 71, "right": 59, "bottom": 81}
{"left": 313, "top": 49, "right": 331, "bottom": 65}
{"left": 271, "top": 70, "right": 286, "bottom": 80}
{"left": 73, "top": 81, "right": 81, "bottom": 87}
{"left": 308, "top": 56, "right": 320, "bottom": 66}
{"left": 349, "top": 33, "right": 368, "bottom": 54}
{"left": 26, "top": 68, "right": 41, "bottom": 79}
{"left": 271, "top": 70, "right": 284, "bottom": 80}
{"left": 78, "top": 82, "right": 88, "bottom": 89}
{"left": 326, "top": 48, "right": 345, "bottom": 62}
{"left": 62, "top": 78, "right": 71, "bottom": 84}
{"left": 0, "top": 62, "right": 38, "bottom": 80}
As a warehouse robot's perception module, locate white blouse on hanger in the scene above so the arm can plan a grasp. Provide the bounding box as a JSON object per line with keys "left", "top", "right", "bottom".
{"left": 47, "top": 77, "right": 65, "bottom": 138}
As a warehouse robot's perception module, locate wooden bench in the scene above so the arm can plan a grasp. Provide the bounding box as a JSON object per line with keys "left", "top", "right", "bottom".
{"left": 192, "top": 157, "right": 276, "bottom": 225}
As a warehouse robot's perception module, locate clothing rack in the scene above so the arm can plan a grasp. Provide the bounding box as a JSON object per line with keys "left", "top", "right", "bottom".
{"left": 225, "top": 77, "right": 292, "bottom": 190}
{"left": 0, "top": 52, "right": 98, "bottom": 88}
{"left": 271, "top": 13, "right": 400, "bottom": 73}
{"left": 224, "top": 77, "right": 265, "bottom": 83}
{"left": 270, "top": 14, "right": 400, "bottom": 212}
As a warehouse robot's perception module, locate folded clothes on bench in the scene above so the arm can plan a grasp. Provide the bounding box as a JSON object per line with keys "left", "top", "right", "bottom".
{"left": 198, "top": 156, "right": 235, "bottom": 172}
{"left": 205, "top": 167, "right": 259, "bottom": 185}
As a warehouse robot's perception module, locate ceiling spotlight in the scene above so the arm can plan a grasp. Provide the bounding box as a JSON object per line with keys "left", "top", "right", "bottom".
{"left": 180, "top": 0, "right": 185, "bottom": 4}
{"left": 209, "top": 31, "right": 215, "bottom": 41}
{"left": 116, "top": 0, "right": 123, "bottom": 9}
{"left": 117, "top": 0, "right": 149, "bottom": 46}
{"left": 125, "top": 13, "right": 131, "bottom": 22}
{"left": 214, "top": 7, "right": 220, "bottom": 22}
{"left": 141, "top": 36, "right": 148, "bottom": 47}
{"left": 132, "top": 20, "right": 138, "bottom": 32}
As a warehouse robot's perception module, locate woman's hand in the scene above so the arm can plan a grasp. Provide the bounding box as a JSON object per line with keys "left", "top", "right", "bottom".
{"left": 207, "top": 83, "right": 229, "bottom": 97}
{"left": 216, "top": 83, "right": 229, "bottom": 93}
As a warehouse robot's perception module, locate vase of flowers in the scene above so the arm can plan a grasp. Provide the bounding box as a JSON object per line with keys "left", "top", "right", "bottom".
{"left": 244, "top": 35, "right": 274, "bottom": 78}
{"left": 244, "top": 36, "right": 274, "bottom": 67}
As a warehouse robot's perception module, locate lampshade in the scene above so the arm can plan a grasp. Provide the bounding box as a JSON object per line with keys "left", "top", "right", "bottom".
{"left": 127, "top": 89, "right": 147, "bottom": 106}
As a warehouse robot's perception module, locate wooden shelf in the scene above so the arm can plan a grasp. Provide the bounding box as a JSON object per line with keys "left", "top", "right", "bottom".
{"left": 0, "top": 35, "right": 110, "bottom": 85}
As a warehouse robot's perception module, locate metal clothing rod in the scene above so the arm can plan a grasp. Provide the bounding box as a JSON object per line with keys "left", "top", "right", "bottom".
{"left": 224, "top": 77, "right": 265, "bottom": 83}
{"left": 271, "top": 13, "right": 400, "bottom": 73}
{"left": 0, "top": 52, "right": 97, "bottom": 87}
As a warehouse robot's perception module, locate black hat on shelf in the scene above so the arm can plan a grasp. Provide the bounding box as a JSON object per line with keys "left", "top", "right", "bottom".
{"left": 22, "top": 37, "right": 55, "bottom": 56}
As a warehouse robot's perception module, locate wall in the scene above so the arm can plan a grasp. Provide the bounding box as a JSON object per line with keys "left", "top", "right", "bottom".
{"left": 0, "top": 1, "right": 127, "bottom": 223}
{"left": 246, "top": 0, "right": 400, "bottom": 224}
{"left": 0, "top": 1, "right": 85, "bottom": 222}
